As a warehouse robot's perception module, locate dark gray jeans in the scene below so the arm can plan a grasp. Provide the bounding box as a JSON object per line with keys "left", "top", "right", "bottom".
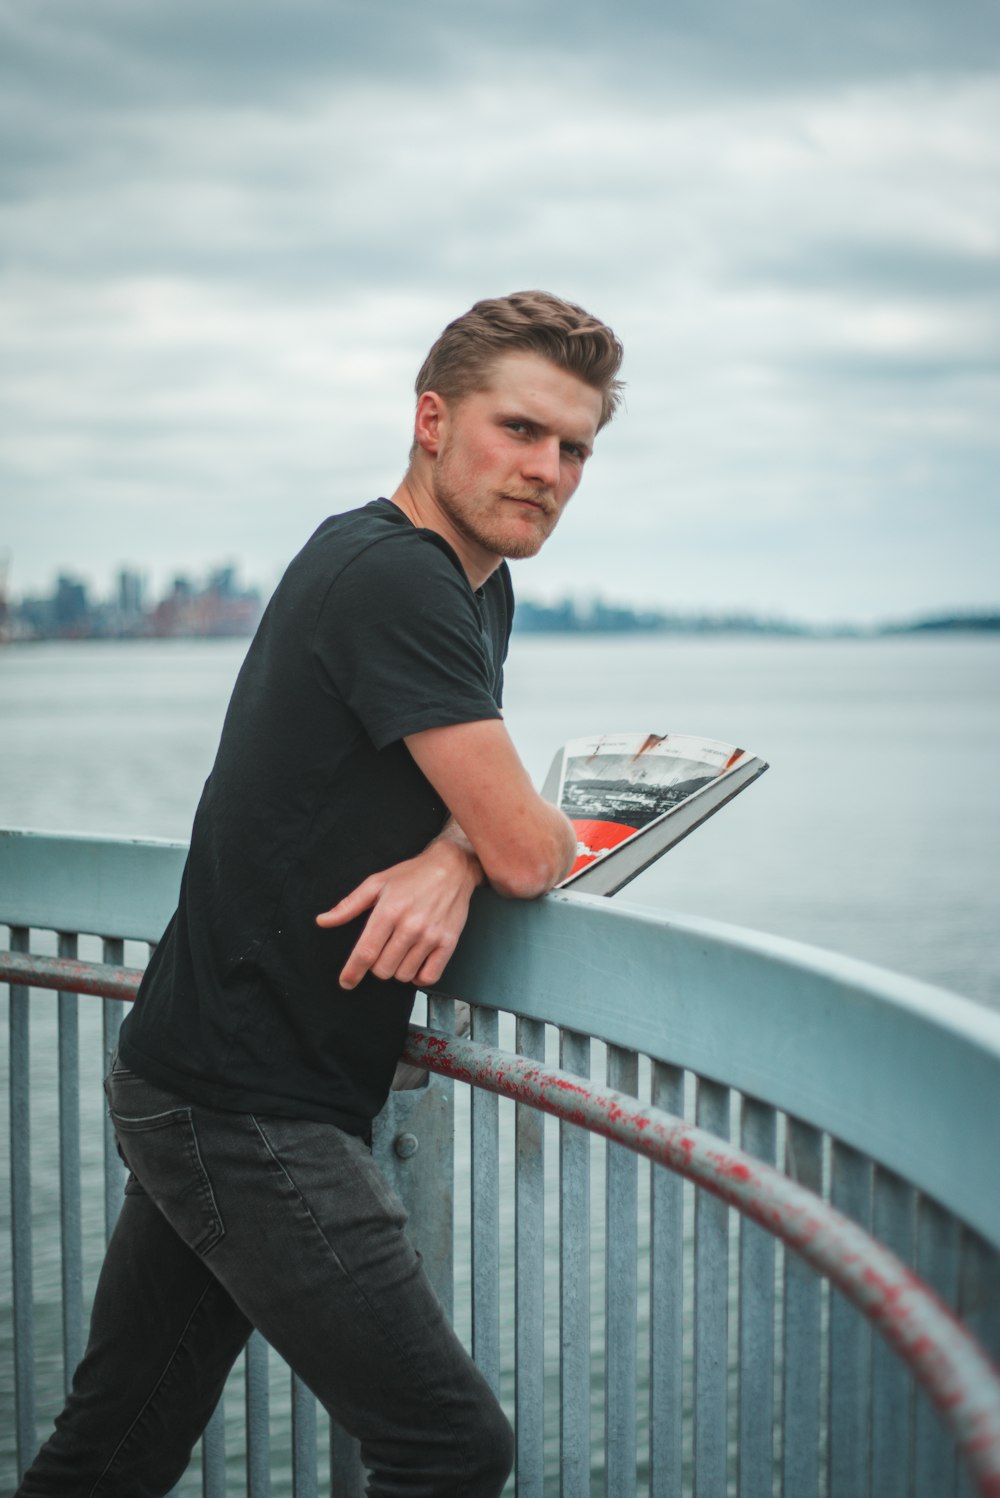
{"left": 17, "top": 1058, "right": 513, "bottom": 1498}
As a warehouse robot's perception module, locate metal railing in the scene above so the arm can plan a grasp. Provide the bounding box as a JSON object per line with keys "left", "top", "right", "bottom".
{"left": 3, "top": 828, "right": 1000, "bottom": 1496}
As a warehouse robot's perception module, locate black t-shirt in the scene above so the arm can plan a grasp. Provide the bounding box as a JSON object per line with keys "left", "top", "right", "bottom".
{"left": 119, "top": 500, "right": 513, "bottom": 1133}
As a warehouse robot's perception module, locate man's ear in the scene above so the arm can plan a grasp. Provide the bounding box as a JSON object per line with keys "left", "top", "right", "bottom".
{"left": 413, "top": 390, "right": 448, "bottom": 457}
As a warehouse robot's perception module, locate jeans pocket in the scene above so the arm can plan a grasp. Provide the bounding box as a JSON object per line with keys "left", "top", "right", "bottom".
{"left": 108, "top": 1074, "right": 225, "bottom": 1257}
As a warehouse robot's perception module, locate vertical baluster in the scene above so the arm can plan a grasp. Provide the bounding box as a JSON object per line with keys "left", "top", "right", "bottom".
{"left": 605, "top": 1045, "right": 638, "bottom": 1498}
{"left": 425, "top": 994, "right": 455, "bottom": 1324}
{"left": 102, "top": 938, "right": 127, "bottom": 1244}
{"left": 201, "top": 1399, "right": 227, "bottom": 1498}
{"left": 426, "top": 994, "right": 455, "bottom": 1324}
{"left": 9, "top": 925, "right": 36, "bottom": 1477}
{"left": 291, "top": 1373, "right": 318, "bottom": 1498}
{"left": 245, "top": 1331, "right": 271, "bottom": 1498}
{"left": 693, "top": 1076, "right": 729, "bottom": 1498}
{"left": 559, "top": 1027, "right": 591, "bottom": 1498}
{"left": 737, "top": 1095, "right": 777, "bottom": 1498}
{"left": 913, "top": 1194, "right": 960, "bottom": 1498}
{"left": 958, "top": 1227, "right": 1000, "bottom": 1365}
{"left": 870, "top": 1168, "right": 915, "bottom": 1497}
{"left": 471, "top": 1005, "right": 501, "bottom": 1396}
{"left": 649, "top": 1060, "right": 684, "bottom": 1498}
{"left": 828, "top": 1140, "right": 873, "bottom": 1498}
{"left": 57, "top": 930, "right": 84, "bottom": 1387}
{"left": 781, "top": 1118, "right": 823, "bottom": 1498}
{"left": 330, "top": 1419, "right": 366, "bottom": 1498}
{"left": 956, "top": 1230, "right": 1000, "bottom": 1498}
{"left": 515, "top": 1015, "right": 546, "bottom": 1497}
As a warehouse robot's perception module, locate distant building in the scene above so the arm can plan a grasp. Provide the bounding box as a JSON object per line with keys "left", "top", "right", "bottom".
{"left": 7, "top": 564, "right": 263, "bottom": 642}
{"left": 117, "top": 568, "right": 145, "bottom": 617}
{"left": 54, "top": 575, "right": 89, "bottom": 636}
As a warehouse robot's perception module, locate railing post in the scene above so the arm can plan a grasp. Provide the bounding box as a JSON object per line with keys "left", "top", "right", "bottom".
{"left": 870, "top": 1167, "right": 917, "bottom": 1497}
{"left": 245, "top": 1331, "right": 271, "bottom": 1498}
{"left": 560, "top": 1027, "right": 591, "bottom": 1498}
{"left": 290, "top": 1374, "right": 318, "bottom": 1498}
{"left": 515, "top": 1014, "right": 546, "bottom": 1496}
{"left": 9, "top": 925, "right": 37, "bottom": 1479}
{"left": 737, "top": 1095, "right": 777, "bottom": 1498}
{"left": 101, "top": 938, "right": 127, "bottom": 1245}
{"left": 605, "top": 1044, "right": 639, "bottom": 1498}
{"left": 828, "top": 1141, "right": 874, "bottom": 1497}
{"left": 373, "top": 1067, "right": 456, "bottom": 1314}
{"left": 57, "top": 931, "right": 84, "bottom": 1388}
{"left": 782, "top": 1118, "right": 824, "bottom": 1497}
{"left": 693, "top": 1076, "right": 730, "bottom": 1496}
{"left": 650, "top": 1060, "right": 684, "bottom": 1498}
{"left": 471, "top": 1004, "right": 502, "bottom": 1396}
{"left": 914, "top": 1194, "right": 961, "bottom": 1498}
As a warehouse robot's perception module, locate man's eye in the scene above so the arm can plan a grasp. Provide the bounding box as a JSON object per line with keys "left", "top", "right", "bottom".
{"left": 562, "top": 443, "right": 585, "bottom": 461}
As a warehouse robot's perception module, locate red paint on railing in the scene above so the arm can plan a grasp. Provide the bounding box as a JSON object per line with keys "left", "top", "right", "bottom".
{"left": 0, "top": 950, "right": 144, "bottom": 1002}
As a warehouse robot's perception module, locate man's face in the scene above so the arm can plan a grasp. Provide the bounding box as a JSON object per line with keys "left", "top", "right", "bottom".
{"left": 422, "top": 351, "right": 603, "bottom": 576}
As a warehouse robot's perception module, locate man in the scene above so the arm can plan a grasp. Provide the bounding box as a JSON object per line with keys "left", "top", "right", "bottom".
{"left": 18, "top": 290, "right": 624, "bottom": 1498}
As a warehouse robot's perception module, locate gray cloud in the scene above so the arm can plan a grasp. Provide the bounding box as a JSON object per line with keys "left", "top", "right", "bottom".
{"left": 6, "top": 0, "right": 999, "bottom": 104}
{"left": 1, "top": 0, "right": 998, "bottom": 621}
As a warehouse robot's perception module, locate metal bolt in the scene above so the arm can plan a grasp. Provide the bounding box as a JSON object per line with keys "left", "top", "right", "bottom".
{"left": 394, "top": 1132, "right": 419, "bottom": 1160}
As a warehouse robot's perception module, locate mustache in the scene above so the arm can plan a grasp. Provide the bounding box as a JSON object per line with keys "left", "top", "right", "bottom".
{"left": 502, "top": 490, "right": 556, "bottom": 515}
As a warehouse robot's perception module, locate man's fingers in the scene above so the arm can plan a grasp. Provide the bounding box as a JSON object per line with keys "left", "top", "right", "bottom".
{"left": 339, "top": 925, "right": 424, "bottom": 990}
{"left": 321, "top": 844, "right": 474, "bottom": 988}
{"left": 340, "top": 921, "right": 456, "bottom": 990}
{"left": 415, "top": 948, "right": 450, "bottom": 988}
{"left": 315, "top": 876, "right": 383, "bottom": 928}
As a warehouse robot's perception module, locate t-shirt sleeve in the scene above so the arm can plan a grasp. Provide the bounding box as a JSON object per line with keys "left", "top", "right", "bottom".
{"left": 312, "top": 533, "right": 504, "bottom": 750}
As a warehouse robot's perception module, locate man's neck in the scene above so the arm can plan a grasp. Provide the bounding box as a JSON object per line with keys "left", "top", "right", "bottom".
{"left": 386, "top": 475, "right": 498, "bottom": 592}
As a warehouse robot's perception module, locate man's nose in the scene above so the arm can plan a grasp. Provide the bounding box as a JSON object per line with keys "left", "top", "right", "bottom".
{"left": 522, "top": 436, "right": 561, "bottom": 490}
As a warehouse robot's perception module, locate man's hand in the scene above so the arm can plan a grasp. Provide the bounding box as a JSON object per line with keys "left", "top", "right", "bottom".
{"left": 316, "top": 718, "right": 578, "bottom": 992}
{"left": 316, "top": 825, "right": 484, "bottom": 990}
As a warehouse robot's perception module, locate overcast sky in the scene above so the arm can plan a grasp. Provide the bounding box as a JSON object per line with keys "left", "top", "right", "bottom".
{"left": 2, "top": 0, "right": 998, "bottom": 623}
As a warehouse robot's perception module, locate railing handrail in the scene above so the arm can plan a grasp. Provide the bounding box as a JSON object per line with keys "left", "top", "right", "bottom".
{"left": 4, "top": 946, "right": 1000, "bottom": 1494}
{"left": 4, "top": 827, "right": 1000, "bottom": 1248}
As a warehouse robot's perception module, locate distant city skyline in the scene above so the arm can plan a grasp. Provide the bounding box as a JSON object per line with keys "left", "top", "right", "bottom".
{"left": 4, "top": 556, "right": 996, "bottom": 642}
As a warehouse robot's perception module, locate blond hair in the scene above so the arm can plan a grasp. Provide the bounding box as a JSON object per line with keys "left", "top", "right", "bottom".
{"left": 415, "top": 290, "right": 624, "bottom": 430}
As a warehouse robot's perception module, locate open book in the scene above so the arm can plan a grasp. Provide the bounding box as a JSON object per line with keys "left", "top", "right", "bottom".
{"left": 542, "top": 732, "right": 768, "bottom": 897}
{"left": 393, "top": 729, "right": 767, "bottom": 1087}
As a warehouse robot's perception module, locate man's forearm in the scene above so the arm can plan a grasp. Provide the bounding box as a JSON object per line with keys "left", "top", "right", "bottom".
{"left": 437, "top": 807, "right": 576, "bottom": 901}
{"left": 405, "top": 719, "right": 579, "bottom": 901}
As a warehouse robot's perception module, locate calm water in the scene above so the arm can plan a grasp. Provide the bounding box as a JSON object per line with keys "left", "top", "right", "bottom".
{"left": 2, "top": 633, "right": 998, "bottom": 1492}
{"left": 3, "top": 632, "right": 998, "bottom": 1003}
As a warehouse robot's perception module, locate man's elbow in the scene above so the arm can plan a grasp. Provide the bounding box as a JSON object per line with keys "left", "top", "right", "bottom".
{"left": 487, "top": 858, "right": 559, "bottom": 901}
{"left": 483, "top": 823, "right": 577, "bottom": 901}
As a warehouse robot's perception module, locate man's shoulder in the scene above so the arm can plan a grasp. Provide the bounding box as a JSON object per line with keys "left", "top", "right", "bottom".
{"left": 297, "top": 501, "right": 467, "bottom": 587}
{"left": 283, "top": 504, "right": 512, "bottom": 640}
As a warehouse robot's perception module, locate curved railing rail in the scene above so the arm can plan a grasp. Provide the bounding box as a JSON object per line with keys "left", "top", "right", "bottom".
{"left": 4, "top": 829, "right": 1000, "bottom": 1496}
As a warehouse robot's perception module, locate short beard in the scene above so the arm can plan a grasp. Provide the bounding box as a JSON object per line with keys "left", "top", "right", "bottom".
{"left": 431, "top": 474, "right": 555, "bottom": 560}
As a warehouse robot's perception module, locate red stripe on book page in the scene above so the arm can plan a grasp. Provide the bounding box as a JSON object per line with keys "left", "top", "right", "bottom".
{"left": 570, "top": 818, "right": 639, "bottom": 875}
